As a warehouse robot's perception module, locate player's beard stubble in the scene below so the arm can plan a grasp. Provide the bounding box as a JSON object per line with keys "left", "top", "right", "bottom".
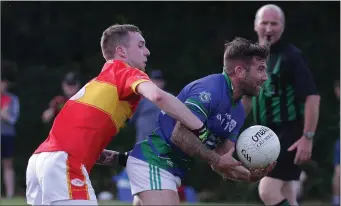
{"left": 241, "top": 77, "right": 260, "bottom": 97}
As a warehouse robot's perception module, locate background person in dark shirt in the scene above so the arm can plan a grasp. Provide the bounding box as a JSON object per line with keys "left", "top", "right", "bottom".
{"left": 242, "top": 4, "right": 320, "bottom": 206}
{"left": 42, "top": 71, "right": 81, "bottom": 123}
{"left": 1, "top": 60, "right": 20, "bottom": 199}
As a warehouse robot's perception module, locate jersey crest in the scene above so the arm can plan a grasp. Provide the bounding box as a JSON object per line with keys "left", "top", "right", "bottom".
{"left": 199, "top": 91, "right": 211, "bottom": 103}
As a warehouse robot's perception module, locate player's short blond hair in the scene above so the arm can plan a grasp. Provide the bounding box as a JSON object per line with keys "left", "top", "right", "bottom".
{"left": 100, "top": 24, "right": 142, "bottom": 61}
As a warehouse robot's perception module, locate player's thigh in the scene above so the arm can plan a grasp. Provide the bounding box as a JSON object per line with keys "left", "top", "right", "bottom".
{"left": 127, "top": 156, "right": 180, "bottom": 205}
{"left": 138, "top": 189, "right": 180, "bottom": 205}
{"left": 35, "top": 151, "right": 97, "bottom": 204}
{"left": 50, "top": 200, "right": 98, "bottom": 205}
{"left": 26, "top": 154, "right": 43, "bottom": 205}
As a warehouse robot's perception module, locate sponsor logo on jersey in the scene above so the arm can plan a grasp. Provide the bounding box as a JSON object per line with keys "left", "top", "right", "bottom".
{"left": 71, "top": 178, "right": 85, "bottom": 187}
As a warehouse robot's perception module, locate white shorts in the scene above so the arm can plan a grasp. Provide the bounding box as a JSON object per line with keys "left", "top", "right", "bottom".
{"left": 126, "top": 156, "right": 181, "bottom": 196}
{"left": 26, "top": 151, "right": 97, "bottom": 205}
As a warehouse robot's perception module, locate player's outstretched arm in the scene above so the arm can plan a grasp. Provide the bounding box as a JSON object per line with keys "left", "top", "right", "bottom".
{"left": 171, "top": 121, "right": 221, "bottom": 166}
{"left": 136, "top": 81, "right": 204, "bottom": 131}
{"left": 171, "top": 122, "right": 242, "bottom": 170}
{"left": 96, "top": 150, "right": 130, "bottom": 167}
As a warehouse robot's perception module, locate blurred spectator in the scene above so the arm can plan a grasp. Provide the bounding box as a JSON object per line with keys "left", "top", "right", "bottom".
{"left": 42, "top": 71, "right": 81, "bottom": 123}
{"left": 130, "top": 70, "right": 166, "bottom": 143}
{"left": 332, "top": 80, "right": 340, "bottom": 206}
{"left": 177, "top": 185, "right": 198, "bottom": 203}
{"left": 1, "top": 60, "right": 20, "bottom": 198}
{"left": 112, "top": 169, "right": 133, "bottom": 203}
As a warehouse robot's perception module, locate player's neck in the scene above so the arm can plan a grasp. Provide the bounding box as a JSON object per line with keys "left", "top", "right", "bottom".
{"left": 228, "top": 76, "right": 243, "bottom": 102}
{"left": 231, "top": 80, "right": 243, "bottom": 102}
{"left": 222, "top": 71, "right": 243, "bottom": 103}
{"left": 109, "top": 57, "right": 128, "bottom": 64}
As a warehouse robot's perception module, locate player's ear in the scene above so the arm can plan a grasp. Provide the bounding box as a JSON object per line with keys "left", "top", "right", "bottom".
{"left": 116, "top": 46, "right": 127, "bottom": 58}
{"left": 235, "top": 66, "right": 246, "bottom": 78}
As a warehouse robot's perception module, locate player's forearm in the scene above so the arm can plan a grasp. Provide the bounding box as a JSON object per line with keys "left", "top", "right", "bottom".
{"left": 241, "top": 95, "right": 253, "bottom": 117}
{"left": 96, "top": 149, "right": 130, "bottom": 167}
{"left": 171, "top": 122, "right": 220, "bottom": 166}
{"left": 96, "top": 149, "right": 120, "bottom": 166}
{"left": 156, "top": 91, "right": 204, "bottom": 130}
{"left": 303, "top": 95, "right": 320, "bottom": 133}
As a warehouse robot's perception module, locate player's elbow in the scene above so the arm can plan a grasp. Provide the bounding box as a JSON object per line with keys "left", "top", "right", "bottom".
{"left": 149, "top": 89, "right": 165, "bottom": 105}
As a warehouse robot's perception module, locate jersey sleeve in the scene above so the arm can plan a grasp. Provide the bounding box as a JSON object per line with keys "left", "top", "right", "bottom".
{"left": 288, "top": 51, "right": 318, "bottom": 100}
{"left": 183, "top": 82, "right": 217, "bottom": 124}
{"left": 117, "top": 67, "right": 151, "bottom": 97}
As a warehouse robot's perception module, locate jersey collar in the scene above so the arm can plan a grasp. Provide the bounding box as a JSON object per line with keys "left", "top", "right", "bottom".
{"left": 222, "top": 71, "right": 240, "bottom": 107}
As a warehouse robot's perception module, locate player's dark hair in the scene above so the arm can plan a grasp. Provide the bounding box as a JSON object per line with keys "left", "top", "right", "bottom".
{"left": 100, "top": 24, "right": 142, "bottom": 61}
{"left": 223, "top": 37, "right": 269, "bottom": 73}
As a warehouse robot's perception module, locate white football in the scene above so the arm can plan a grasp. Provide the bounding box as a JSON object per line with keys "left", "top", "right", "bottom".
{"left": 236, "top": 125, "right": 280, "bottom": 169}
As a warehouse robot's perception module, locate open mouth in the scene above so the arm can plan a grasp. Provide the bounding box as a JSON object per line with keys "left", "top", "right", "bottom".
{"left": 266, "top": 35, "right": 273, "bottom": 43}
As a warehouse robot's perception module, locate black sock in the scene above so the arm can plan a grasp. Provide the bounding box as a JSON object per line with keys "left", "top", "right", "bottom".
{"left": 273, "top": 199, "right": 291, "bottom": 206}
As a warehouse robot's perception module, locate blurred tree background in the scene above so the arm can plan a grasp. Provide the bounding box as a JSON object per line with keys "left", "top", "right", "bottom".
{"left": 1, "top": 1, "right": 340, "bottom": 202}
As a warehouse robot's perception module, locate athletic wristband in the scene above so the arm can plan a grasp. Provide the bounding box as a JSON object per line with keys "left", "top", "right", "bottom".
{"left": 118, "top": 151, "right": 131, "bottom": 167}
{"left": 190, "top": 124, "right": 206, "bottom": 136}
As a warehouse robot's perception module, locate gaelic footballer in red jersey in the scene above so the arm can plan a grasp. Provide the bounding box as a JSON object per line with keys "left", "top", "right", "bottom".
{"left": 35, "top": 60, "right": 150, "bottom": 171}
{"left": 26, "top": 24, "right": 205, "bottom": 205}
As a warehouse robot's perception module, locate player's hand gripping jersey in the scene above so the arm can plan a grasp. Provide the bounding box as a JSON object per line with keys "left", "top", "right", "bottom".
{"left": 34, "top": 60, "right": 150, "bottom": 172}
{"left": 127, "top": 72, "right": 245, "bottom": 194}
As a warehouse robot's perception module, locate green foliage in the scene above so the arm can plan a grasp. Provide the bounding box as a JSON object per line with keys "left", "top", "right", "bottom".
{"left": 1, "top": 1, "right": 339, "bottom": 201}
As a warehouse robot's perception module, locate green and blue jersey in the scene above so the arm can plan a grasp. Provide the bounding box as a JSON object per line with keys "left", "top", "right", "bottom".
{"left": 130, "top": 72, "right": 245, "bottom": 178}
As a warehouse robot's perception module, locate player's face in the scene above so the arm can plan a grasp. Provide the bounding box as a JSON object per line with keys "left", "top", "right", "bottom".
{"left": 242, "top": 57, "right": 268, "bottom": 96}
{"left": 255, "top": 8, "right": 284, "bottom": 45}
{"left": 125, "top": 32, "right": 150, "bottom": 71}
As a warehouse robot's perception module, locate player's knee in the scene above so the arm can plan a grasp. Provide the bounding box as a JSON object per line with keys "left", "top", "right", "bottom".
{"left": 133, "top": 196, "right": 142, "bottom": 206}
{"left": 258, "top": 178, "right": 284, "bottom": 204}
{"left": 138, "top": 190, "right": 179, "bottom": 205}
